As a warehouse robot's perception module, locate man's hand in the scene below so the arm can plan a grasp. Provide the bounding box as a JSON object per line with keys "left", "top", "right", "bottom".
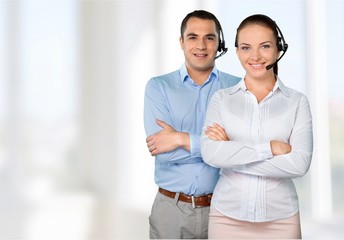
{"left": 205, "top": 123, "right": 229, "bottom": 141}
{"left": 146, "top": 119, "right": 190, "bottom": 156}
{"left": 270, "top": 140, "right": 292, "bottom": 156}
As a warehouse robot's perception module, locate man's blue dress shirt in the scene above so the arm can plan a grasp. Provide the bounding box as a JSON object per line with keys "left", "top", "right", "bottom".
{"left": 144, "top": 64, "right": 240, "bottom": 195}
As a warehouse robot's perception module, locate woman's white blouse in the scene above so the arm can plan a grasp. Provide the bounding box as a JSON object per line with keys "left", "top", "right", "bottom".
{"left": 201, "top": 78, "right": 313, "bottom": 222}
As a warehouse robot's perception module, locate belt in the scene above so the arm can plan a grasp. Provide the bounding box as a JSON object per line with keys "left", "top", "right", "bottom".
{"left": 158, "top": 187, "right": 212, "bottom": 208}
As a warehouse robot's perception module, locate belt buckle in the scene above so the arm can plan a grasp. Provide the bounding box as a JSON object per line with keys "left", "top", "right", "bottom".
{"left": 191, "top": 195, "right": 196, "bottom": 208}
{"left": 191, "top": 195, "right": 203, "bottom": 208}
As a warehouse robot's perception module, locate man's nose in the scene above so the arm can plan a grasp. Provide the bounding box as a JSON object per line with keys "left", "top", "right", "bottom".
{"left": 196, "top": 39, "right": 206, "bottom": 49}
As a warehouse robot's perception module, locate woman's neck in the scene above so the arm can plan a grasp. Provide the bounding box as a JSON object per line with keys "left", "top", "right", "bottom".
{"left": 244, "top": 75, "right": 276, "bottom": 103}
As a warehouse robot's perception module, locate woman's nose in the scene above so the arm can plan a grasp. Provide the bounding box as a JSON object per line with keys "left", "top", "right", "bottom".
{"left": 250, "top": 48, "right": 261, "bottom": 60}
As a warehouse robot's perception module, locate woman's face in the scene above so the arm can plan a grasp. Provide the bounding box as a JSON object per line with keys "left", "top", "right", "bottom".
{"left": 236, "top": 24, "right": 279, "bottom": 80}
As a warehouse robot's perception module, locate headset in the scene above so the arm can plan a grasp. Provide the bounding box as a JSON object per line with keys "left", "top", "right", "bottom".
{"left": 274, "top": 20, "right": 288, "bottom": 52}
{"left": 215, "top": 25, "right": 228, "bottom": 59}
{"left": 234, "top": 14, "right": 288, "bottom": 70}
{"left": 218, "top": 25, "right": 226, "bottom": 52}
{"left": 266, "top": 19, "right": 288, "bottom": 70}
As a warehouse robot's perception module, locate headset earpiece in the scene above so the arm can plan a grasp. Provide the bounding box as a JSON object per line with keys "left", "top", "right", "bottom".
{"left": 274, "top": 23, "right": 288, "bottom": 53}
{"left": 277, "top": 36, "right": 288, "bottom": 52}
{"left": 214, "top": 22, "right": 228, "bottom": 59}
{"left": 218, "top": 40, "right": 225, "bottom": 52}
{"left": 218, "top": 27, "right": 226, "bottom": 52}
{"left": 277, "top": 37, "right": 283, "bottom": 51}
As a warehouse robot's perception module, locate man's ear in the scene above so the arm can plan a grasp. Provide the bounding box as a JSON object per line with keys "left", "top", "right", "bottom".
{"left": 179, "top": 36, "right": 184, "bottom": 50}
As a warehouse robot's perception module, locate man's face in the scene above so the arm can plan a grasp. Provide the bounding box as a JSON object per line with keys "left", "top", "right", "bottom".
{"left": 180, "top": 17, "right": 219, "bottom": 74}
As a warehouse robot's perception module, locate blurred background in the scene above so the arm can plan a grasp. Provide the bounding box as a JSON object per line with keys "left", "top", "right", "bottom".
{"left": 0, "top": 0, "right": 343, "bottom": 239}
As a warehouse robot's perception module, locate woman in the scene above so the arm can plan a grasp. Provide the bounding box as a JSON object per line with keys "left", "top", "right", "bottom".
{"left": 201, "top": 14, "right": 313, "bottom": 239}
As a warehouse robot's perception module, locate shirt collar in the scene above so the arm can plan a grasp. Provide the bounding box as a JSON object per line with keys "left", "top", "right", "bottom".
{"left": 274, "top": 77, "right": 291, "bottom": 97}
{"left": 226, "top": 78, "right": 245, "bottom": 95}
{"left": 179, "top": 64, "right": 218, "bottom": 84}
{"left": 228, "top": 76, "right": 291, "bottom": 97}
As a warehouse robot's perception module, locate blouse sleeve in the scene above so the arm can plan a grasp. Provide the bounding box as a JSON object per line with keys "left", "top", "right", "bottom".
{"left": 201, "top": 91, "right": 274, "bottom": 168}
{"left": 233, "top": 95, "right": 313, "bottom": 178}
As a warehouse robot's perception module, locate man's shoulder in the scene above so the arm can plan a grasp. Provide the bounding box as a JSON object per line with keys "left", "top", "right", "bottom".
{"left": 150, "top": 70, "right": 180, "bottom": 82}
{"left": 217, "top": 71, "right": 241, "bottom": 87}
{"left": 145, "top": 70, "right": 180, "bottom": 93}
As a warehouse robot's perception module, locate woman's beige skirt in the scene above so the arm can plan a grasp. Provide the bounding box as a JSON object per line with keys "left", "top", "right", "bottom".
{"left": 209, "top": 207, "right": 302, "bottom": 239}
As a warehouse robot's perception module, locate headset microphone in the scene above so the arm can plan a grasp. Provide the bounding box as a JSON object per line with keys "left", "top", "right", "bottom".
{"left": 266, "top": 46, "right": 288, "bottom": 70}
{"left": 266, "top": 62, "right": 275, "bottom": 70}
{"left": 214, "top": 47, "right": 228, "bottom": 60}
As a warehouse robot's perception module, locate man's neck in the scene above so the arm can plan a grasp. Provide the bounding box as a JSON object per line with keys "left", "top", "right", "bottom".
{"left": 187, "top": 67, "right": 214, "bottom": 86}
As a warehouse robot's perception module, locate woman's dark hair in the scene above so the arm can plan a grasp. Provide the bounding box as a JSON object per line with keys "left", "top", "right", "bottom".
{"left": 235, "top": 14, "right": 282, "bottom": 75}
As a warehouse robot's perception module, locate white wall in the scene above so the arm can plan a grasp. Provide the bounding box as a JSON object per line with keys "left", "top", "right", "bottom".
{"left": 0, "top": 0, "right": 343, "bottom": 239}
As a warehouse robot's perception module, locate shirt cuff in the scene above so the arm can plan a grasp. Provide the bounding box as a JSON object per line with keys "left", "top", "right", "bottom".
{"left": 255, "top": 140, "right": 273, "bottom": 160}
{"left": 190, "top": 133, "right": 201, "bottom": 157}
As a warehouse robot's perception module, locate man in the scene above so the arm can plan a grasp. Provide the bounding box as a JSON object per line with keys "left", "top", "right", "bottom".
{"left": 144, "top": 10, "right": 240, "bottom": 239}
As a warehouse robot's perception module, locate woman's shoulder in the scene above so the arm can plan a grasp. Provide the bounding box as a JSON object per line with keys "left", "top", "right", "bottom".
{"left": 277, "top": 79, "right": 309, "bottom": 100}
{"left": 283, "top": 86, "right": 309, "bottom": 100}
{"left": 217, "top": 81, "right": 242, "bottom": 96}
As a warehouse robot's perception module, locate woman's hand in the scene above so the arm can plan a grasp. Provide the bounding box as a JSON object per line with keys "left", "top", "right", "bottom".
{"left": 205, "top": 123, "right": 230, "bottom": 141}
{"left": 270, "top": 140, "right": 292, "bottom": 156}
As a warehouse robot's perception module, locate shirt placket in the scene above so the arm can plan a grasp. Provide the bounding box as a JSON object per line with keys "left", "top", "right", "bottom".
{"left": 197, "top": 80, "right": 212, "bottom": 132}
{"left": 255, "top": 99, "right": 269, "bottom": 221}
{"left": 196, "top": 85, "right": 204, "bottom": 133}
{"left": 241, "top": 93, "right": 260, "bottom": 221}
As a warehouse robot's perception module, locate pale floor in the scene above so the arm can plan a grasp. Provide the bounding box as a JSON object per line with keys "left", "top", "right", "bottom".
{"left": 0, "top": 192, "right": 343, "bottom": 239}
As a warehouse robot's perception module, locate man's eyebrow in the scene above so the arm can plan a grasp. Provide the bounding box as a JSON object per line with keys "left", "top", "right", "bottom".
{"left": 186, "top": 33, "right": 198, "bottom": 37}
{"left": 185, "top": 33, "right": 217, "bottom": 37}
